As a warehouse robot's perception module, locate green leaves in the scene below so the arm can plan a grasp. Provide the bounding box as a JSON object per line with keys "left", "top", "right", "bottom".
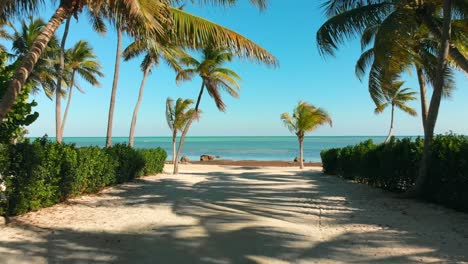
{"left": 281, "top": 101, "right": 332, "bottom": 137}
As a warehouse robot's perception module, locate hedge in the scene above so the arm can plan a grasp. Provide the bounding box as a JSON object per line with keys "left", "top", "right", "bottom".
{"left": 0, "top": 138, "right": 167, "bottom": 216}
{"left": 320, "top": 135, "right": 468, "bottom": 212}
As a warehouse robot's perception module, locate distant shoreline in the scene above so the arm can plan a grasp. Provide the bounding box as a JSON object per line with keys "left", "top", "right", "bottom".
{"left": 168, "top": 160, "right": 322, "bottom": 167}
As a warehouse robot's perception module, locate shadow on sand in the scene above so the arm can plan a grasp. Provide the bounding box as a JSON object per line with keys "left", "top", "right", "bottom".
{"left": 1, "top": 167, "right": 467, "bottom": 263}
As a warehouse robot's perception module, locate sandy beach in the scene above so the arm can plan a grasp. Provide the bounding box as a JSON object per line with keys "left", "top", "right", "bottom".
{"left": 1, "top": 164, "right": 467, "bottom": 263}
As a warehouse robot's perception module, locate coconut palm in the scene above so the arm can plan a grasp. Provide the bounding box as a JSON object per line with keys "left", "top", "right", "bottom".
{"left": 172, "top": 47, "right": 241, "bottom": 173}
{"left": 374, "top": 81, "right": 417, "bottom": 143}
{"left": 56, "top": 12, "right": 106, "bottom": 143}
{"left": 281, "top": 101, "right": 332, "bottom": 169}
{"left": 61, "top": 40, "right": 103, "bottom": 136}
{"left": 123, "top": 38, "right": 186, "bottom": 147}
{"left": 317, "top": 0, "right": 465, "bottom": 194}
{"left": 165, "top": 98, "right": 196, "bottom": 172}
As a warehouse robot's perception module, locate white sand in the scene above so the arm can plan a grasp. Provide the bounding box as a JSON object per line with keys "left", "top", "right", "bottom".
{"left": 1, "top": 164, "right": 467, "bottom": 263}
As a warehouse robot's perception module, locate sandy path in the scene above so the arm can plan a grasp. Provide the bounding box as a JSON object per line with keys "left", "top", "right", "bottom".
{"left": 1, "top": 165, "right": 467, "bottom": 264}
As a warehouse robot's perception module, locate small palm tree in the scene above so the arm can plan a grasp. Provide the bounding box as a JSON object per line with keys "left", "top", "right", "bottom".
{"left": 123, "top": 38, "right": 186, "bottom": 147}
{"left": 61, "top": 40, "right": 103, "bottom": 136}
{"left": 165, "top": 97, "right": 197, "bottom": 173}
{"left": 173, "top": 47, "right": 241, "bottom": 172}
{"left": 281, "top": 101, "right": 332, "bottom": 169}
{"left": 375, "top": 81, "right": 417, "bottom": 143}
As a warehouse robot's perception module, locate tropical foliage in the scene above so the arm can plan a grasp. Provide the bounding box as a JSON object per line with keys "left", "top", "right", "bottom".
{"left": 173, "top": 47, "right": 241, "bottom": 173}
{"left": 281, "top": 101, "right": 332, "bottom": 169}
{"left": 317, "top": 0, "right": 468, "bottom": 195}
{"left": 374, "top": 81, "right": 417, "bottom": 143}
{"left": 123, "top": 38, "right": 186, "bottom": 147}
{"left": 61, "top": 40, "right": 103, "bottom": 136}
{"left": 165, "top": 97, "right": 196, "bottom": 173}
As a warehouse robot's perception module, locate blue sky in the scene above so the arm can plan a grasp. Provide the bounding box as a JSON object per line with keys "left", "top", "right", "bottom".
{"left": 18, "top": 0, "right": 468, "bottom": 137}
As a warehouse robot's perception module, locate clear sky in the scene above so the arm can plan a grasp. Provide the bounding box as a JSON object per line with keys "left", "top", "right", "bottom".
{"left": 20, "top": 0, "right": 468, "bottom": 137}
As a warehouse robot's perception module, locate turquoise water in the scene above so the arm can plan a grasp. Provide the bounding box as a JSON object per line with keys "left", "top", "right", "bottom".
{"left": 48, "top": 136, "right": 408, "bottom": 162}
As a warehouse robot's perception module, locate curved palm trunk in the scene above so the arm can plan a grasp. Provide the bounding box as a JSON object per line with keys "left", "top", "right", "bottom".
{"left": 385, "top": 104, "right": 395, "bottom": 143}
{"left": 174, "top": 81, "right": 205, "bottom": 174}
{"left": 172, "top": 130, "right": 177, "bottom": 164}
{"left": 129, "top": 61, "right": 153, "bottom": 147}
{"left": 298, "top": 135, "right": 304, "bottom": 169}
{"left": 106, "top": 27, "right": 123, "bottom": 148}
{"left": 0, "top": 5, "right": 69, "bottom": 123}
{"left": 416, "top": 65, "right": 428, "bottom": 130}
{"left": 61, "top": 70, "right": 75, "bottom": 134}
{"left": 56, "top": 16, "right": 72, "bottom": 143}
{"left": 411, "top": 0, "right": 452, "bottom": 196}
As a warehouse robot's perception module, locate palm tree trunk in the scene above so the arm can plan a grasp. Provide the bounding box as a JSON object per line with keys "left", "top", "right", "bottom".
{"left": 172, "top": 130, "right": 177, "bottom": 164}
{"left": 416, "top": 65, "right": 428, "bottom": 130}
{"left": 385, "top": 104, "right": 395, "bottom": 143}
{"left": 106, "top": 27, "right": 122, "bottom": 148}
{"left": 129, "top": 61, "right": 153, "bottom": 147}
{"left": 194, "top": 79, "right": 205, "bottom": 112}
{"left": 174, "top": 81, "right": 205, "bottom": 174}
{"left": 299, "top": 136, "right": 304, "bottom": 169}
{"left": 0, "top": 5, "right": 69, "bottom": 123}
{"left": 61, "top": 70, "right": 75, "bottom": 134}
{"left": 56, "top": 16, "right": 71, "bottom": 143}
{"left": 411, "top": 0, "right": 452, "bottom": 196}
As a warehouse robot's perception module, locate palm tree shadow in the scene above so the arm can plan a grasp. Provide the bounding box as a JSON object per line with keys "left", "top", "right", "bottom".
{"left": 1, "top": 167, "right": 467, "bottom": 263}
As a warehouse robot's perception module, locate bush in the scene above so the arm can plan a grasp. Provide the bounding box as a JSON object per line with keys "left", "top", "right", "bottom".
{"left": 0, "top": 138, "right": 167, "bottom": 216}
{"left": 425, "top": 134, "right": 468, "bottom": 212}
{"left": 320, "top": 135, "right": 468, "bottom": 212}
{"left": 137, "top": 148, "right": 167, "bottom": 177}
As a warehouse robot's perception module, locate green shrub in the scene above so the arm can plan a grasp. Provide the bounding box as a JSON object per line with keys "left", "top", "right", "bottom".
{"left": 106, "top": 144, "right": 145, "bottom": 183}
{"left": 425, "top": 134, "right": 468, "bottom": 212}
{"left": 320, "top": 148, "right": 340, "bottom": 175}
{"left": 321, "top": 135, "right": 468, "bottom": 212}
{"left": 137, "top": 148, "right": 167, "bottom": 177}
{"left": 1, "top": 138, "right": 167, "bottom": 216}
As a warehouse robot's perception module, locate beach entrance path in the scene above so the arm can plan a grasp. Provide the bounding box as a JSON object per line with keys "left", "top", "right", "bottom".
{"left": 1, "top": 165, "right": 468, "bottom": 263}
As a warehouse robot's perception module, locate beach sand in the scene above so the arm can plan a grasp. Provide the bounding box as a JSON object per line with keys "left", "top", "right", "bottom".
{"left": 1, "top": 164, "right": 467, "bottom": 263}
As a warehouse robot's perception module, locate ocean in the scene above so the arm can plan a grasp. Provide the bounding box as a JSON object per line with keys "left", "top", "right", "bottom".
{"left": 50, "top": 136, "right": 405, "bottom": 162}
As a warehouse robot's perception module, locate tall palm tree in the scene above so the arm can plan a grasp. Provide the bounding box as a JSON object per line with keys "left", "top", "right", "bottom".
{"left": 316, "top": 0, "right": 466, "bottom": 194}
{"left": 374, "top": 81, "right": 417, "bottom": 143}
{"left": 165, "top": 97, "right": 196, "bottom": 171}
{"left": 281, "top": 101, "right": 332, "bottom": 169}
{"left": 61, "top": 40, "right": 103, "bottom": 136}
{"left": 173, "top": 47, "right": 241, "bottom": 173}
{"left": 56, "top": 11, "right": 106, "bottom": 143}
{"left": 123, "top": 38, "right": 186, "bottom": 147}
{"left": 0, "top": 0, "right": 278, "bottom": 140}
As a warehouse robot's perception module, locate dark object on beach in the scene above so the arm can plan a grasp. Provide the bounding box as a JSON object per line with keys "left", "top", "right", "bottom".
{"left": 180, "top": 156, "right": 190, "bottom": 163}
{"left": 216, "top": 155, "right": 221, "bottom": 159}
{"left": 200, "top": 155, "right": 215, "bottom": 161}
{"left": 294, "top": 157, "right": 305, "bottom": 162}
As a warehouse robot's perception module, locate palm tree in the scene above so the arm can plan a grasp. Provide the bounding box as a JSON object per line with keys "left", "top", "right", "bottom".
{"left": 0, "top": 0, "right": 277, "bottom": 127}
{"left": 165, "top": 97, "right": 196, "bottom": 172}
{"left": 61, "top": 40, "right": 103, "bottom": 136}
{"left": 173, "top": 47, "right": 241, "bottom": 173}
{"left": 316, "top": 0, "right": 466, "bottom": 194}
{"left": 374, "top": 81, "right": 417, "bottom": 143}
{"left": 281, "top": 101, "right": 332, "bottom": 169}
{"left": 56, "top": 11, "right": 106, "bottom": 143}
{"left": 123, "top": 38, "right": 186, "bottom": 147}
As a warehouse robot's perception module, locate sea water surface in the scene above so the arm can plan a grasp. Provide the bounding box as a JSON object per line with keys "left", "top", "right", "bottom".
{"left": 52, "top": 136, "right": 405, "bottom": 162}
